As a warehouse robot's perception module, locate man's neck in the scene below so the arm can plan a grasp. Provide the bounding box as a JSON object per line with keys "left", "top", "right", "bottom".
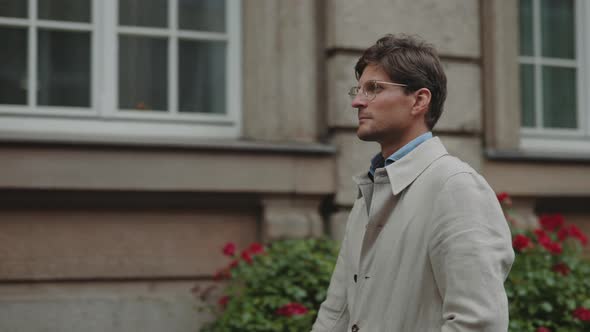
{"left": 380, "top": 129, "right": 430, "bottom": 158}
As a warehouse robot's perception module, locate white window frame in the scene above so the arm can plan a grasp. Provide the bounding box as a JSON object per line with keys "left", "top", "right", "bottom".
{"left": 519, "top": 0, "right": 590, "bottom": 154}
{"left": 0, "top": 0, "right": 242, "bottom": 142}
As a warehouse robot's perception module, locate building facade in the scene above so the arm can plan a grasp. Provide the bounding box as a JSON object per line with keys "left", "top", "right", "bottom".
{"left": 0, "top": 0, "right": 588, "bottom": 331}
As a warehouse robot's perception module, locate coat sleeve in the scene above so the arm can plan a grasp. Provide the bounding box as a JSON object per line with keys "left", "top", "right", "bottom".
{"left": 311, "top": 207, "right": 353, "bottom": 332}
{"left": 428, "top": 172, "right": 515, "bottom": 332}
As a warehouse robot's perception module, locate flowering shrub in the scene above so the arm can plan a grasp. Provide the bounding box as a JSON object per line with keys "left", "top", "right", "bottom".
{"left": 197, "top": 193, "right": 590, "bottom": 331}
{"left": 499, "top": 192, "right": 590, "bottom": 332}
{"left": 199, "top": 238, "right": 338, "bottom": 332}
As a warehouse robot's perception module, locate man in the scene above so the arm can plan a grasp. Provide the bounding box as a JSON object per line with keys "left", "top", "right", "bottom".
{"left": 311, "top": 34, "right": 514, "bottom": 332}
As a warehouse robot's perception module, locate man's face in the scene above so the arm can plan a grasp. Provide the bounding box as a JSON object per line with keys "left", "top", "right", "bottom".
{"left": 352, "top": 64, "right": 417, "bottom": 145}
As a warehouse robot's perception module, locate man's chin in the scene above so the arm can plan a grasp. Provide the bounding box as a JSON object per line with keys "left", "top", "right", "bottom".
{"left": 356, "top": 129, "right": 378, "bottom": 142}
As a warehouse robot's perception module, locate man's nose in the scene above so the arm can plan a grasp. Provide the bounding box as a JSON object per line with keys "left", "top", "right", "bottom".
{"left": 351, "top": 94, "right": 368, "bottom": 109}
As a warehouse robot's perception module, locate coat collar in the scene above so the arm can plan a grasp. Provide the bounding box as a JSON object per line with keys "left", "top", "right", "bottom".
{"left": 386, "top": 136, "right": 448, "bottom": 195}
{"left": 353, "top": 137, "right": 449, "bottom": 196}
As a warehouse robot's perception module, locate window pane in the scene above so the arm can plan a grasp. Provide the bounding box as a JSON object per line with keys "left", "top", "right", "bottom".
{"left": 541, "top": 0, "right": 575, "bottom": 59}
{"left": 179, "top": 0, "right": 225, "bottom": 32}
{"left": 119, "top": 0, "right": 167, "bottom": 28}
{"left": 0, "top": 27, "right": 27, "bottom": 104}
{"left": 38, "top": 0, "right": 90, "bottom": 22}
{"left": 519, "top": 0, "right": 533, "bottom": 56}
{"left": 119, "top": 36, "right": 167, "bottom": 111}
{"left": 542, "top": 66, "right": 576, "bottom": 129}
{"left": 0, "top": 0, "right": 27, "bottom": 18}
{"left": 38, "top": 30, "right": 91, "bottom": 107}
{"left": 179, "top": 40, "right": 225, "bottom": 114}
{"left": 520, "top": 64, "right": 535, "bottom": 127}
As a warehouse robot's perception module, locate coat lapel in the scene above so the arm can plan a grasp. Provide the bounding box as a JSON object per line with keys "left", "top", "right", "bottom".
{"left": 353, "top": 173, "right": 373, "bottom": 216}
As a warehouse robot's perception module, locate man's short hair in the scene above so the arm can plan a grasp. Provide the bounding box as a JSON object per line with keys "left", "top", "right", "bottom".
{"left": 354, "top": 34, "right": 447, "bottom": 130}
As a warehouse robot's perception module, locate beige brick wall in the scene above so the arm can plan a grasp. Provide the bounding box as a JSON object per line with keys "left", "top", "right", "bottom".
{"left": 438, "top": 135, "right": 482, "bottom": 172}
{"left": 0, "top": 281, "right": 216, "bottom": 332}
{"left": 325, "top": 0, "right": 480, "bottom": 57}
{"left": 0, "top": 210, "right": 257, "bottom": 280}
{"left": 330, "top": 131, "right": 379, "bottom": 206}
{"left": 438, "top": 62, "right": 481, "bottom": 133}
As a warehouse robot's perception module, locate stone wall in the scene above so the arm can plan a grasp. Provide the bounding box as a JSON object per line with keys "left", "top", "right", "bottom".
{"left": 0, "top": 205, "right": 258, "bottom": 331}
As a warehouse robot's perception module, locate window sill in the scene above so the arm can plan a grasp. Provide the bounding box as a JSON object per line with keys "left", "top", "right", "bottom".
{"left": 0, "top": 131, "right": 336, "bottom": 155}
{"left": 0, "top": 136, "right": 336, "bottom": 194}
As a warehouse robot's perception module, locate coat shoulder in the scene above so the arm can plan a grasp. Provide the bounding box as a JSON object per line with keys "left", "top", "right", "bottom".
{"left": 418, "top": 154, "right": 478, "bottom": 191}
{"left": 432, "top": 154, "right": 476, "bottom": 178}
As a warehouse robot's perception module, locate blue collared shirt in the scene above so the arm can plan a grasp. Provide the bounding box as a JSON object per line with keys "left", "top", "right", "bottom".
{"left": 368, "top": 131, "right": 433, "bottom": 179}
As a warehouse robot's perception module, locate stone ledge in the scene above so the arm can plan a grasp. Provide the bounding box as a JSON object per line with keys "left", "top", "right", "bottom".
{"left": 0, "top": 144, "right": 336, "bottom": 194}
{"left": 0, "top": 135, "right": 336, "bottom": 155}
{"left": 482, "top": 160, "right": 590, "bottom": 196}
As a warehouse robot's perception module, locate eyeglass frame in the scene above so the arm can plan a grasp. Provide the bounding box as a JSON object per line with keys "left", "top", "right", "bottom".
{"left": 348, "top": 80, "right": 409, "bottom": 102}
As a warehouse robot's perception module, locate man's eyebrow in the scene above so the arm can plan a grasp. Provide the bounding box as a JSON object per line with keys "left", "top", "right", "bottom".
{"left": 358, "top": 79, "right": 377, "bottom": 84}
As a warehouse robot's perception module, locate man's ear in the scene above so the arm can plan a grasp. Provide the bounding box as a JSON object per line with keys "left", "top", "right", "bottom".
{"left": 411, "top": 88, "right": 431, "bottom": 116}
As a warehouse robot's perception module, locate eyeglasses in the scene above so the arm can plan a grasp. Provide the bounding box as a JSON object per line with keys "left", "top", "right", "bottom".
{"left": 348, "top": 80, "right": 408, "bottom": 101}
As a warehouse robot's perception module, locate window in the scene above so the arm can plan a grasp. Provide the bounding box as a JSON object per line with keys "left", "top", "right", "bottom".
{"left": 0, "top": 0, "right": 241, "bottom": 141}
{"left": 518, "top": 0, "right": 590, "bottom": 153}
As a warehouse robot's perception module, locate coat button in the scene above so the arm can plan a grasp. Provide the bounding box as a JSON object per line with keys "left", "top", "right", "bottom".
{"left": 351, "top": 324, "right": 359, "bottom": 332}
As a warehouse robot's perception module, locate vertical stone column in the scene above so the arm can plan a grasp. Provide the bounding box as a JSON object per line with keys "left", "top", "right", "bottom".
{"left": 261, "top": 196, "right": 324, "bottom": 241}
{"left": 482, "top": 0, "right": 521, "bottom": 151}
{"left": 242, "top": 0, "right": 321, "bottom": 143}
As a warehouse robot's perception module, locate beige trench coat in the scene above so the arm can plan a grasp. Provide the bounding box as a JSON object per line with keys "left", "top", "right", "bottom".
{"left": 312, "top": 137, "right": 514, "bottom": 332}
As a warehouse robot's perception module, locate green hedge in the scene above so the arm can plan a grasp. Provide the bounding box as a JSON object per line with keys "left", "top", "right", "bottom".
{"left": 500, "top": 193, "right": 590, "bottom": 332}
{"left": 199, "top": 239, "right": 338, "bottom": 332}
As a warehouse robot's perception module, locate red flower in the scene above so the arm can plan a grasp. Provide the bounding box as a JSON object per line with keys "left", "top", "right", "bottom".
{"left": 573, "top": 307, "right": 590, "bottom": 321}
{"left": 534, "top": 228, "right": 562, "bottom": 254}
{"left": 534, "top": 229, "right": 551, "bottom": 245}
{"left": 241, "top": 250, "right": 253, "bottom": 264}
{"left": 536, "top": 327, "right": 551, "bottom": 332}
{"left": 557, "top": 228, "right": 569, "bottom": 242}
{"left": 218, "top": 295, "right": 230, "bottom": 308}
{"left": 248, "top": 242, "right": 265, "bottom": 255}
{"left": 541, "top": 240, "right": 563, "bottom": 255}
{"left": 276, "top": 302, "right": 309, "bottom": 317}
{"left": 496, "top": 192, "right": 512, "bottom": 205}
{"left": 222, "top": 242, "right": 236, "bottom": 257}
{"left": 552, "top": 262, "right": 570, "bottom": 276}
{"left": 568, "top": 225, "right": 588, "bottom": 246}
{"left": 512, "top": 234, "right": 532, "bottom": 251}
{"left": 539, "top": 214, "right": 565, "bottom": 232}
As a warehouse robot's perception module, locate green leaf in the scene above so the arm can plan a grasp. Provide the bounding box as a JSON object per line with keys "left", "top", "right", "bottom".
{"left": 540, "top": 301, "right": 553, "bottom": 312}
{"left": 564, "top": 299, "right": 576, "bottom": 310}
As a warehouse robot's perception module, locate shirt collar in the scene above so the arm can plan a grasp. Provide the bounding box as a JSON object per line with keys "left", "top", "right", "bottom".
{"left": 369, "top": 131, "right": 433, "bottom": 177}
{"left": 354, "top": 136, "right": 448, "bottom": 196}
